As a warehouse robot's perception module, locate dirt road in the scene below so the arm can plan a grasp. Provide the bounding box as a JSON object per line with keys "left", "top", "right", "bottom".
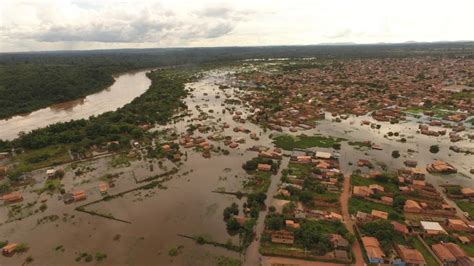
{"left": 244, "top": 157, "right": 290, "bottom": 266}
{"left": 262, "top": 256, "right": 348, "bottom": 266}
{"left": 340, "top": 174, "right": 365, "bottom": 266}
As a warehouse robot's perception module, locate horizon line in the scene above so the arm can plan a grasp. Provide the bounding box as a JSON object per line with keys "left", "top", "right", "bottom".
{"left": 1, "top": 40, "right": 473, "bottom": 55}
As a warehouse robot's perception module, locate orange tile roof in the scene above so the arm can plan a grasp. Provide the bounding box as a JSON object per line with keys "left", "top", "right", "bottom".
{"left": 362, "top": 236, "right": 385, "bottom": 259}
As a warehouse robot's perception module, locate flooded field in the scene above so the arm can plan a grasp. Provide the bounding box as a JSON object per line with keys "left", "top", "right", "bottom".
{"left": 0, "top": 69, "right": 277, "bottom": 265}
{"left": 0, "top": 69, "right": 153, "bottom": 141}
{"left": 0, "top": 67, "right": 472, "bottom": 265}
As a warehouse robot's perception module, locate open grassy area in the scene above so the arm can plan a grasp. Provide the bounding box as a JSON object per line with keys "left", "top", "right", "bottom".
{"left": 411, "top": 237, "right": 440, "bottom": 266}
{"left": 273, "top": 134, "right": 344, "bottom": 150}
{"left": 284, "top": 163, "right": 311, "bottom": 179}
{"left": 455, "top": 200, "right": 474, "bottom": 219}
{"left": 8, "top": 145, "right": 70, "bottom": 179}
{"left": 252, "top": 171, "right": 272, "bottom": 193}
{"left": 351, "top": 175, "right": 399, "bottom": 193}
{"left": 403, "top": 107, "right": 457, "bottom": 118}
{"left": 259, "top": 220, "right": 353, "bottom": 264}
{"left": 349, "top": 198, "right": 403, "bottom": 221}
{"left": 460, "top": 242, "right": 474, "bottom": 257}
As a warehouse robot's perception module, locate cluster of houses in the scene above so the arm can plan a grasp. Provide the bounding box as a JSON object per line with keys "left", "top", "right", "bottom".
{"left": 263, "top": 149, "right": 351, "bottom": 261}
{"left": 419, "top": 121, "right": 468, "bottom": 142}
{"left": 236, "top": 57, "right": 473, "bottom": 128}
{"left": 360, "top": 218, "right": 474, "bottom": 265}
{"left": 267, "top": 220, "right": 351, "bottom": 262}
{"left": 352, "top": 161, "right": 474, "bottom": 265}
{"left": 372, "top": 108, "right": 406, "bottom": 123}
{"left": 278, "top": 149, "right": 343, "bottom": 197}
{"left": 426, "top": 160, "right": 458, "bottom": 174}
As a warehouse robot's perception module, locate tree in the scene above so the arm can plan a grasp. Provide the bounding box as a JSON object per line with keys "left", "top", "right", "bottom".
{"left": 266, "top": 215, "right": 284, "bottom": 230}
{"left": 430, "top": 145, "right": 439, "bottom": 153}
{"left": 299, "top": 191, "right": 313, "bottom": 204}
{"left": 282, "top": 202, "right": 296, "bottom": 214}
{"left": 295, "top": 222, "right": 333, "bottom": 255}
{"left": 226, "top": 217, "right": 241, "bottom": 231}
{"left": 393, "top": 195, "right": 406, "bottom": 211}
{"left": 391, "top": 150, "right": 400, "bottom": 158}
{"left": 223, "top": 203, "right": 239, "bottom": 220}
{"left": 360, "top": 220, "right": 394, "bottom": 241}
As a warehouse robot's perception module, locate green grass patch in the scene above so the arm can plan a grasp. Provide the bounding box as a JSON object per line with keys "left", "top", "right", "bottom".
{"left": 460, "top": 243, "right": 474, "bottom": 257}
{"left": 38, "top": 179, "right": 62, "bottom": 194}
{"left": 8, "top": 145, "right": 69, "bottom": 179}
{"left": 273, "top": 134, "right": 344, "bottom": 150}
{"left": 351, "top": 175, "right": 399, "bottom": 193}
{"left": 455, "top": 200, "right": 474, "bottom": 218}
{"left": 285, "top": 163, "right": 311, "bottom": 179}
{"left": 348, "top": 198, "right": 403, "bottom": 221}
{"left": 216, "top": 256, "right": 241, "bottom": 266}
{"left": 109, "top": 155, "right": 131, "bottom": 168}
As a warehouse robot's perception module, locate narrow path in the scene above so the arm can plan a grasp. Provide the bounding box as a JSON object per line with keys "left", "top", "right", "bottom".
{"left": 262, "top": 256, "right": 347, "bottom": 266}
{"left": 244, "top": 156, "right": 290, "bottom": 266}
{"left": 340, "top": 174, "right": 365, "bottom": 266}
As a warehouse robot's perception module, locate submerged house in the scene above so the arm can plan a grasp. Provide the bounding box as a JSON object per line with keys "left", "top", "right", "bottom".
{"left": 1, "top": 192, "right": 23, "bottom": 203}
{"left": 2, "top": 243, "right": 17, "bottom": 256}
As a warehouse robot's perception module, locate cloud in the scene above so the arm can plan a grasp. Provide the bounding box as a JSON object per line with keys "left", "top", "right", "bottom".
{"left": 325, "top": 29, "right": 353, "bottom": 39}
{"left": 1, "top": 1, "right": 244, "bottom": 44}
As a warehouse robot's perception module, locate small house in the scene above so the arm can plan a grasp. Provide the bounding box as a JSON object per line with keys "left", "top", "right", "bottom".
{"left": 46, "top": 169, "right": 57, "bottom": 178}
{"left": 2, "top": 243, "right": 17, "bottom": 256}
{"left": 420, "top": 221, "right": 447, "bottom": 235}
{"left": 271, "top": 230, "right": 294, "bottom": 245}
{"left": 371, "top": 210, "right": 388, "bottom": 220}
{"left": 396, "top": 245, "right": 426, "bottom": 266}
{"left": 391, "top": 221, "right": 409, "bottom": 235}
{"left": 431, "top": 244, "right": 456, "bottom": 265}
{"left": 1, "top": 192, "right": 23, "bottom": 203}
{"left": 73, "top": 190, "right": 86, "bottom": 202}
{"left": 99, "top": 182, "right": 108, "bottom": 194}
{"left": 257, "top": 164, "right": 272, "bottom": 172}
{"left": 361, "top": 236, "right": 385, "bottom": 264}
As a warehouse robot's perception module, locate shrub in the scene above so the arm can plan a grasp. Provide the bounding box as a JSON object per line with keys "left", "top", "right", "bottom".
{"left": 391, "top": 150, "right": 400, "bottom": 158}
{"left": 429, "top": 145, "right": 439, "bottom": 153}
{"left": 266, "top": 215, "right": 284, "bottom": 230}
{"left": 95, "top": 252, "right": 107, "bottom": 262}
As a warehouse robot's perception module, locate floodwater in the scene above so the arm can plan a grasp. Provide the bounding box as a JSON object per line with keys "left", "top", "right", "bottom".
{"left": 0, "top": 69, "right": 153, "bottom": 141}
{"left": 0, "top": 69, "right": 275, "bottom": 265}
{"left": 1, "top": 68, "right": 473, "bottom": 265}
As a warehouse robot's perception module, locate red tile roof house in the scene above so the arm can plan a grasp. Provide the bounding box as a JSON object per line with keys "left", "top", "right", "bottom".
{"left": 431, "top": 244, "right": 456, "bottom": 265}
{"left": 271, "top": 230, "right": 294, "bottom": 245}
{"left": 396, "top": 245, "right": 426, "bottom": 266}
{"left": 257, "top": 163, "right": 272, "bottom": 172}
{"left": 1, "top": 191, "right": 23, "bottom": 203}
{"left": 2, "top": 243, "right": 17, "bottom": 256}
{"left": 391, "top": 221, "right": 409, "bottom": 235}
{"left": 73, "top": 190, "right": 87, "bottom": 202}
{"left": 361, "top": 236, "right": 385, "bottom": 264}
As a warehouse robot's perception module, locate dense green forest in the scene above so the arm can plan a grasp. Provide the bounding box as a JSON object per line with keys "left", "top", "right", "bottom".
{"left": 0, "top": 64, "right": 120, "bottom": 118}
{"left": 1, "top": 42, "right": 473, "bottom": 119}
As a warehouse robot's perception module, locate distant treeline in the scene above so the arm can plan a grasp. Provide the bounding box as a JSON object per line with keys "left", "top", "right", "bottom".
{"left": 0, "top": 42, "right": 473, "bottom": 119}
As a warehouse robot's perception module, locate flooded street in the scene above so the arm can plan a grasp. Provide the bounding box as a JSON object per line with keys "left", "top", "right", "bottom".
{"left": 0, "top": 69, "right": 153, "bottom": 140}
{"left": 0, "top": 67, "right": 472, "bottom": 265}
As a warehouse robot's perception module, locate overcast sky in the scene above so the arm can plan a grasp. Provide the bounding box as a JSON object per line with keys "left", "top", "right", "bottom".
{"left": 1, "top": 0, "right": 473, "bottom": 52}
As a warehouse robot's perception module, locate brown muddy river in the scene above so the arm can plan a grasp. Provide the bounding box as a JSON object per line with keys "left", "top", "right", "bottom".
{"left": 0, "top": 69, "right": 152, "bottom": 141}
